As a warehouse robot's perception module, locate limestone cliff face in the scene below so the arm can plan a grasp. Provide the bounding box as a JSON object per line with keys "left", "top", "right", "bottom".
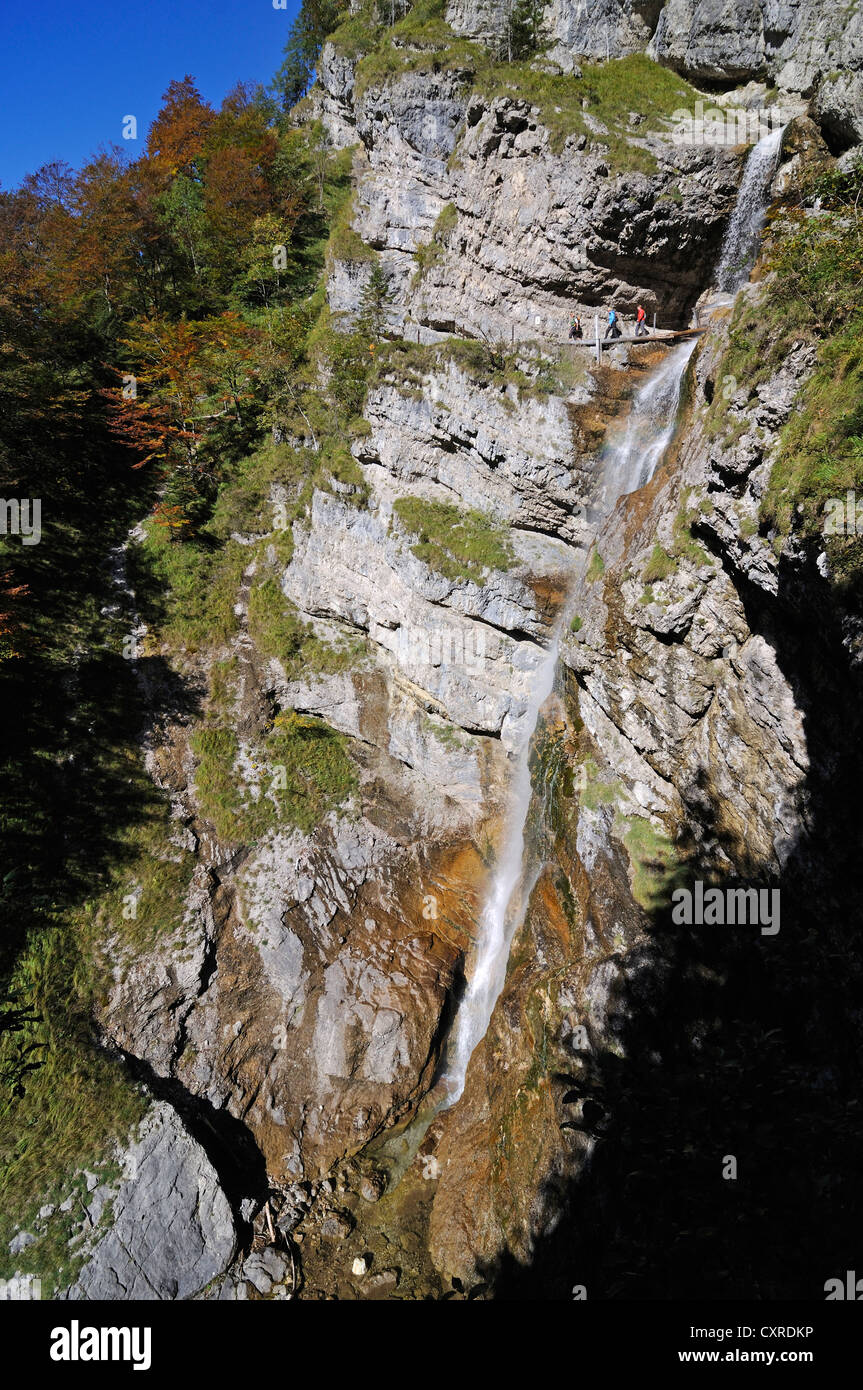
{"left": 448, "top": 0, "right": 863, "bottom": 145}
{"left": 49, "top": 13, "right": 863, "bottom": 1301}
{"left": 317, "top": 55, "right": 745, "bottom": 334}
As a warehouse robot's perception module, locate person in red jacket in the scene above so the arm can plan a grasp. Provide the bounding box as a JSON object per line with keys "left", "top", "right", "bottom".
{"left": 635, "top": 303, "right": 649, "bottom": 336}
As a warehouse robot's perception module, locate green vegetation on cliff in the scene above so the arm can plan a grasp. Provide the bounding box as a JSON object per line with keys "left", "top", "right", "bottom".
{"left": 305, "top": 0, "right": 699, "bottom": 170}
{"left": 393, "top": 495, "right": 515, "bottom": 580}
{"left": 0, "top": 66, "right": 377, "bottom": 1256}
{"left": 413, "top": 202, "right": 458, "bottom": 281}
{"left": 476, "top": 53, "right": 699, "bottom": 166}
{"left": 708, "top": 152, "right": 863, "bottom": 588}
{"left": 191, "top": 711, "right": 356, "bottom": 842}
{"left": 618, "top": 815, "right": 682, "bottom": 913}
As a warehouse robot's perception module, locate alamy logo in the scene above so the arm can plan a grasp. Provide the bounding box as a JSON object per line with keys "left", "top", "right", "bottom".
{"left": 50, "top": 1321, "right": 152, "bottom": 1371}
{"left": 823, "top": 491, "right": 863, "bottom": 536}
{"left": 0, "top": 1275, "right": 40, "bottom": 1299}
{"left": 0, "top": 498, "right": 41, "bottom": 545}
{"left": 396, "top": 624, "right": 486, "bottom": 670}
{"left": 671, "top": 101, "right": 784, "bottom": 147}
{"left": 824, "top": 1271, "right": 863, "bottom": 1299}
{"left": 671, "top": 881, "right": 780, "bottom": 936}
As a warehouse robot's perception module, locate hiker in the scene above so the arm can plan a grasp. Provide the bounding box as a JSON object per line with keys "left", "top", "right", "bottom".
{"left": 568, "top": 314, "right": 582, "bottom": 340}
{"left": 604, "top": 307, "right": 621, "bottom": 340}
{"left": 635, "top": 303, "right": 649, "bottom": 336}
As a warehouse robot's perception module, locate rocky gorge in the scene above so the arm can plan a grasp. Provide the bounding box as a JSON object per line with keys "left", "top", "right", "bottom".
{"left": 4, "top": 0, "right": 863, "bottom": 1302}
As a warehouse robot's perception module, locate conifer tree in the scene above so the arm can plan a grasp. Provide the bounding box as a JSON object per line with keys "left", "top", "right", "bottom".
{"left": 499, "top": 0, "right": 550, "bottom": 63}
{"left": 276, "top": 0, "right": 347, "bottom": 109}
{"left": 357, "top": 261, "right": 394, "bottom": 339}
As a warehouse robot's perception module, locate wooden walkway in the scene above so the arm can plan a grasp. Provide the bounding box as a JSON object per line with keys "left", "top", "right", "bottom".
{"left": 574, "top": 327, "right": 707, "bottom": 351}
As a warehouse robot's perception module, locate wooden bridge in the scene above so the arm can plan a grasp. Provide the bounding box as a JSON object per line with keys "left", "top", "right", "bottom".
{"left": 571, "top": 324, "right": 707, "bottom": 361}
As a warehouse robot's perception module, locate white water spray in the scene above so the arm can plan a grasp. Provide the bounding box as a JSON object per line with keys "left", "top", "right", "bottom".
{"left": 441, "top": 630, "right": 561, "bottom": 1104}
{"left": 715, "top": 124, "right": 785, "bottom": 294}
{"left": 599, "top": 338, "right": 697, "bottom": 505}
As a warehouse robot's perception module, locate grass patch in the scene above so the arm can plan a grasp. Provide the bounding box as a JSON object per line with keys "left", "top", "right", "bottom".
{"left": 353, "top": 8, "right": 480, "bottom": 100}
{"left": 671, "top": 490, "right": 713, "bottom": 568}
{"left": 208, "top": 439, "right": 315, "bottom": 540}
{"left": 248, "top": 575, "right": 364, "bottom": 677}
{"left": 413, "top": 202, "right": 458, "bottom": 280}
{"left": 642, "top": 544, "right": 676, "bottom": 584}
{"left": 318, "top": 440, "right": 370, "bottom": 504}
{"left": 130, "top": 524, "right": 248, "bottom": 654}
{"left": 578, "top": 756, "right": 620, "bottom": 812}
{"left": 393, "top": 496, "right": 515, "bottom": 581}
{"left": 618, "top": 814, "right": 681, "bottom": 913}
{"left": 326, "top": 191, "right": 376, "bottom": 265}
{"left": 423, "top": 713, "right": 466, "bottom": 750}
{"left": 327, "top": 8, "right": 383, "bottom": 60}
{"left": 191, "top": 712, "right": 357, "bottom": 844}
{"left": 586, "top": 548, "right": 605, "bottom": 582}
{"left": 475, "top": 54, "right": 699, "bottom": 167}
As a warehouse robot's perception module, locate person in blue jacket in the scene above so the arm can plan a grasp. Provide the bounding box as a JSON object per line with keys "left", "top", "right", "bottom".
{"left": 604, "top": 307, "right": 621, "bottom": 339}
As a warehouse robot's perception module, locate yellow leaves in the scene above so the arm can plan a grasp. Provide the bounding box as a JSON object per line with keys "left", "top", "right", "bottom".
{"left": 273, "top": 709, "right": 318, "bottom": 733}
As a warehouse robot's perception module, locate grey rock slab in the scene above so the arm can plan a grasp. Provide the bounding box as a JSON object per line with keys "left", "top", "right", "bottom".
{"left": 63, "top": 1102, "right": 237, "bottom": 1301}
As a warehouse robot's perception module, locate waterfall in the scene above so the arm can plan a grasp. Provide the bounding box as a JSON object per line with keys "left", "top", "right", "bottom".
{"left": 428, "top": 124, "right": 786, "bottom": 1118}
{"left": 598, "top": 339, "right": 697, "bottom": 506}
{"left": 715, "top": 124, "right": 785, "bottom": 294}
{"left": 440, "top": 627, "right": 561, "bottom": 1105}
{"left": 437, "top": 339, "right": 696, "bottom": 1109}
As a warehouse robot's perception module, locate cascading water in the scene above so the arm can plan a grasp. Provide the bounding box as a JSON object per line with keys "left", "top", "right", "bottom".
{"left": 714, "top": 123, "right": 785, "bottom": 294}
{"left": 433, "top": 128, "right": 788, "bottom": 1114}
{"left": 374, "top": 121, "right": 788, "bottom": 1172}
{"left": 441, "top": 627, "right": 561, "bottom": 1104}
{"left": 599, "top": 339, "right": 697, "bottom": 506}
{"left": 438, "top": 338, "right": 695, "bottom": 1109}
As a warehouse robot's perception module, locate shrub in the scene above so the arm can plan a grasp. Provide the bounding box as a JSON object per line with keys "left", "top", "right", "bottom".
{"left": 642, "top": 544, "right": 675, "bottom": 584}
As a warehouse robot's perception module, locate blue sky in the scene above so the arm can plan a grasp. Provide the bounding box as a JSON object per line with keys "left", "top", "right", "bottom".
{"left": 0, "top": 0, "right": 302, "bottom": 190}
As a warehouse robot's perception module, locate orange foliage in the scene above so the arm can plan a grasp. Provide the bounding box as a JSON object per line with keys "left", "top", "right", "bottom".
{"left": 146, "top": 76, "right": 216, "bottom": 178}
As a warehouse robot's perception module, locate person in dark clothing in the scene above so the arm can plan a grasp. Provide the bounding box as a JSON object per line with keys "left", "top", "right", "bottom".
{"left": 569, "top": 314, "right": 582, "bottom": 340}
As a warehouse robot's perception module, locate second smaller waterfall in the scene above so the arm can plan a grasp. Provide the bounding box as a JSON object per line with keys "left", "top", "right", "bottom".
{"left": 598, "top": 339, "right": 697, "bottom": 508}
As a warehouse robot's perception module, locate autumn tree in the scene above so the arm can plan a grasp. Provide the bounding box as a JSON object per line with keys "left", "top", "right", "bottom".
{"left": 146, "top": 76, "right": 216, "bottom": 178}
{"left": 108, "top": 313, "right": 261, "bottom": 515}
{"left": 241, "top": 213, "right": 300, "bottom": 307}
{"left": 57, "top": 151, "right": 148, "bottom": 320}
